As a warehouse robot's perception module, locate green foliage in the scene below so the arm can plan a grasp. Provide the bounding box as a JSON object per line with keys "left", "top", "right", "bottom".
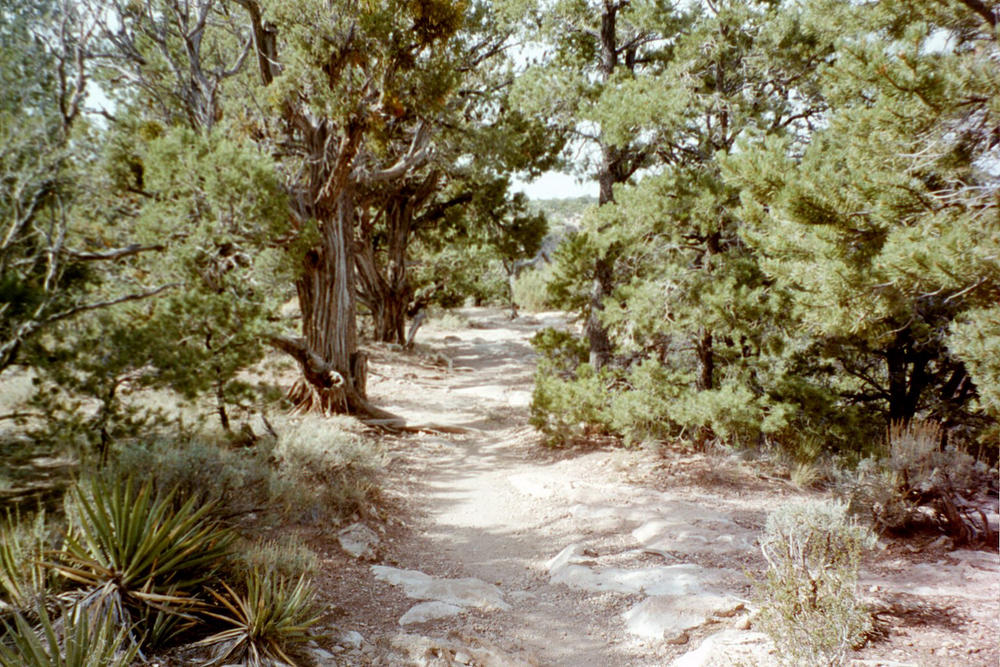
{"left": 754, "top": 500, "right": 876, "bottom": 667}
{"left": 531, "top": 362, "right": 613, "bottom": 445}
{"left": 0, "top": 602, "right": 138, "bottom": 667}
{"left": 523, "top": 0, "right": 997, "bottom": 455}
{"left": 723, "top": 0, "right": 999, "bottom": 434}
{"left": 199, "top": 572, "right": 320, "bottom": 667}
{"left": 844, "top": 420, "right": 995, "bottom": 540}
{"left": 410, "top": 243, "right": 509, "bottom": 308}
{"left": 512, "top": 264, "right": 558, "bottom": 312}
{"left": 269, "top": 415, "right": 384, "bottom": 521}
{"left": 949, "top": 305, "right": 1000, "bottom": 422}
{"left": 0, "top": 510, "right": 59, "bottom": 613}
{"left": 53, "top": 477, "right": 234, "bottom": 648}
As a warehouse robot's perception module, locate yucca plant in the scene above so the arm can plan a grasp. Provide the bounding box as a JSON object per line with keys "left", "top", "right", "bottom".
{"left": 198, "top": 571, "right": 321, "bottom": 666}
{"left": 48, "top": 477, "right": 234, "bottom": 648}
{"left": 0, "top": 510, "right": 58, "bottom": 614}
{"left": 0, "top": 601, "right": 138, "bottom": 667}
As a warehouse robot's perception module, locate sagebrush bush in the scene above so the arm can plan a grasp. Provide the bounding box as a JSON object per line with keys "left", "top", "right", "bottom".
{"left": 843, "top": 420, "right": 995, "bottom": 541}
{"left": 112, "top": 437, "right": 272, "bottom": 517}
{"left": 270, "top": 414, "right": 383, "bottom": 521}
{"left": 228, "top": 537, "right": 320, "bottom": 582}
{"left": 512, "top": 264, "right": 558, "bottom": 312}
{"left": 754, "top": 500, "right": 875, "bottom": 667}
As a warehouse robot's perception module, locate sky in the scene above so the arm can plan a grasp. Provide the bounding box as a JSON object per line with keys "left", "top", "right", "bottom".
{"left": 512, "top": 171, "right": 599, "bottom": 200}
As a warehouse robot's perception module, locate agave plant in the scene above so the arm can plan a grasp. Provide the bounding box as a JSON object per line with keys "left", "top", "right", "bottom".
{"left": 0, "top": 601, "right": 137, "bottom": 667}
{"left": 198, "top": 571, "right": 322, "bottom": 666}
{"left": 0, "top": 510, "right": 57, "bottom": 614}
{"left": 48, "top": 477, "right": 234, "bottom": 648}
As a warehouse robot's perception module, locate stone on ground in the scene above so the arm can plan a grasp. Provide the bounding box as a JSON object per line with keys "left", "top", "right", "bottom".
{"left": 398, "top": 601, "right": 466, "bottom": 625}
{"left": 337, "top": 522, "right": 380, "bottom": 560}
{"left": 371, "top": 565, "right": 509, "bottom": 611}
{"left": 623, "top": 594, "right": 745, "bottom": 641}
{"left": 670, "top": 629, "right": 777, "bottom": 667}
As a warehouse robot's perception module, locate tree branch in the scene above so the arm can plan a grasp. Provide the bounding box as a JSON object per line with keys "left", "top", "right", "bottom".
{"left": 62, "top": 243, "right": 165, "bottom": 261}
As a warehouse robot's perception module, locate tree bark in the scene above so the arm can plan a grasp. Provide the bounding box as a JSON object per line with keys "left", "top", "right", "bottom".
{"left": 885, "top": 331, "right": 931, "bottom": 425}
{"left": 294, "top": 188, "right": 364, "bottom": 412}
{"left": 696, "top": 330, "right": 714, "bottom": 392}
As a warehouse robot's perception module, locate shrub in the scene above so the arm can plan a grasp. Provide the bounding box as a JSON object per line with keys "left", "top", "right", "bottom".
{"left": 512, "top": 264, "right": 558, "bottom": 312}
{"left": 199, "top": 571, "right": 321, "bottom": 666}
{"left": 0, "top": 602, "right": 138, "bottom": 667}
{"left": 530, "top": 364, "right": 613, "bottom": 445}
{"left": 844, "top": 420, "right": 995, "bottom": 543}
{"left": 52, "top": 477, "right": 234, "bottom": 649}
{"left": 112, "top": 436, "right": 272, "bottom": 518}
{"left": 270, "top": 415, "right": 383, "bottom": 521}
{"left": 227, "top": 537, "right": 320, "bottom": 583}
{"left": 754, "top": 500, "right": 876, "bottom": 667}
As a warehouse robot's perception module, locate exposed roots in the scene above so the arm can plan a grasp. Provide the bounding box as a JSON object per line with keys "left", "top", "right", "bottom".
{"left": 287, "top": 379, "right": 349, "bottom": 415}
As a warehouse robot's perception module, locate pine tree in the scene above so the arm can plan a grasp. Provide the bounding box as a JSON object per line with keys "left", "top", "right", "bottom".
{"left": 724, "top": 0, "right": 998, "bottom": 439}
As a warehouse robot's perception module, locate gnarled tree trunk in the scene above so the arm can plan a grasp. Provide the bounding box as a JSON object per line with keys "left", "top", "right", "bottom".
{"left": 291, "top": 188, "right": 364, "bottom": 412}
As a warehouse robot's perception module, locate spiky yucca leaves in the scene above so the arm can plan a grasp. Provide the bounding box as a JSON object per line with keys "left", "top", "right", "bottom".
{"left": 0, "top": 602, "right": 137, "bottom": 667}
{"left": 198, "top": 572, "right": 321, "bottom": 666}
{"left": 49, "top": 478, "right": 233, "bottom": 648}
{"left": 0, "top": 510, "right": 58, "bottom": 615}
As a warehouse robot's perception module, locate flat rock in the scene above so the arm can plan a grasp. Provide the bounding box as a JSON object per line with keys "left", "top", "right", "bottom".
{"left": 633, "top": 517, "right": 753, "bottom": 556}
{"left": 624, "top": 594, "right": 746, "bottom": 640}
{"left": 947, "top": 549, "right": 1000, "bottom": 572}
{"left": 337, "top": 522, "right": 380, "bottom": 560}
{"left": 336, "top": 630, "right": 364, "bottom": 649}
{"left": 399, "top": 601, "right": 466, "bottom": 625}
{"left": 670, "top": 629, "right": 777, "bottom": 667}
{"left": 547, "top": 544, "right": 711, "bottom": 596}
{"left": 371, "top": 566, "right": 509, "bottom": 610}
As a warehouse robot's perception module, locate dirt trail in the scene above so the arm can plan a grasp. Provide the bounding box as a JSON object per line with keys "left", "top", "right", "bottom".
{"left": 314, "top": 308, "right": 999, "bottom": 667}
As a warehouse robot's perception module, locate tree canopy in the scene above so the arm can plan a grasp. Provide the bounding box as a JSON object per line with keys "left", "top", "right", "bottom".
{"left": 1, "top": 0, "right": 995, "bottom": 454}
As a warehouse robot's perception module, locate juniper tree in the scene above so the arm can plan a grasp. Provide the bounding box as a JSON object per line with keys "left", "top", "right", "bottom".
{"left": 512, "top": 0, "right": 692, "bottom": 368}
{"left": 724, "top": 0, "right": 999, "bottom": 440}
{"left": 0, "top": 0, "right": 172, "bottom": 378}
{"left": 529, "top": 0, "right": 838, "bottom": 446}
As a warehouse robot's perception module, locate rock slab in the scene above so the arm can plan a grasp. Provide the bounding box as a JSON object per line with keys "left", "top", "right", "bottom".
{"left": 337, "top": 522, "right": 380, "bottom": 560}
{"left": 371, "top": 565, "right": 510, "bottom": 611}
{"left": 670, "top": 629, "right": 777, "bottom": 667}
{"left": 624, "top": 594, "right": 745, "bottom": 640}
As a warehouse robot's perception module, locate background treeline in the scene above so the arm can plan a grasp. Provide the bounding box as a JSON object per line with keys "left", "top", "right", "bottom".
{"left": 514, "top": 0, "right": 998, "bottom": 460}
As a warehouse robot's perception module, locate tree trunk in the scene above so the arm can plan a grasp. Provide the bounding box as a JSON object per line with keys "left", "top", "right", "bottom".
{"left": 885, "top": 331, "right": 931, "bottom": 425}
{"left": 293, "top": 189, "right": 364, "bottom": 413}
{"left": 696, "top": 330, "right": 714, "bottom": 391}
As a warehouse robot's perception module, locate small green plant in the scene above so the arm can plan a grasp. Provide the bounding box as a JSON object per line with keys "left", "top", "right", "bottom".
{"left": 199, "top": 571, "right": 321, "bottom": 666}
{"left": 0, "top": 602, "right": 137, "bottom": 667}
{"left": 270, "top": 415, "right": 382, "bottom": 521}
{"left": 754, "top": 500, "right": 876, "bottom": 667}
{"left": 0, "top": 509, "right": 59, "bottom": 613}
{"left": 844, "top": 420, "right": 994, "bottom": 543}
{"left": 51, "top": 477, "right": 234, "bottom": 648}
{"left": 228, "top": 537, "right": 320, "bottom": 582}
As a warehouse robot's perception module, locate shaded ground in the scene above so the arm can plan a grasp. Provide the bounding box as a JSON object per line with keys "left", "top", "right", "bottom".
{"left": 306, "top": 308, "right": 999, "bottom": 666}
